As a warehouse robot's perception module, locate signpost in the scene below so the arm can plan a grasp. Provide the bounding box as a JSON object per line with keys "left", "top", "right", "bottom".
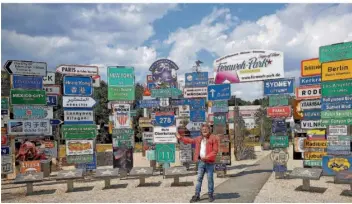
{"left": 301, "top": 58, "right": 321, "bottom": 77}
{"left": 13, "top": 105, "right": 53, "bottom": 119}
{"left": 156, "top": 144, "right": 175, "bottom": 163}
{"left": 263, "top": 78, "right": 294, "bottom": 95}
{"left": 12, "top": 75, "right": 43, "bottom": 89}
{"left": 107, "top": 67, "right": 135, "bottom": 86}
{"left": 56, "top": 64, "right": 98, "bottom": 76}
{"left": 4, "top": 60, "right": 47, "bottom": 76}
{"left": 63, "top": 96, "right": 96, "bottom": 108}
{"left": 10, "top": 90, "right": 46, "bottom": 105}
{"left": 319, "top": 41, "right": 352, "bottom": 63}
{"left": 63, "top": 76, "right": 92, "bottom": 96}
{"left": 207, "top": 84, "right": 231, "bottom": 101}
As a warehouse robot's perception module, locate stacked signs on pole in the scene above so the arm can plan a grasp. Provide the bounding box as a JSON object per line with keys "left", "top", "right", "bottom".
{"left": 107, "top": 66, "right": 135, "bottom": 171}
{"left": 318, "top": 41, "right": 352, "bottom": 175}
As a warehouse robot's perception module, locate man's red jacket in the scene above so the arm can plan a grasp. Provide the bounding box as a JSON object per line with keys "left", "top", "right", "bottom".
{"left": 179, "top": 134, "right": 219, "bottom": 163}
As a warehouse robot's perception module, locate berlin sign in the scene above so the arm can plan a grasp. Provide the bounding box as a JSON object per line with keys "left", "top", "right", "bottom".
{"left": 12, "top": 75, "right": 43, "bottom": 89}
{"left": 4, "top": 60, "right": 47, "bottom": 76}
{"left": 63, "top": 96, "right": 96, "bottom": 108}
{"left": 56, "top": 64, "right": 99, "bottom": 76}
{"left": 63, "top": 76, "right": 92, "bottom": 96}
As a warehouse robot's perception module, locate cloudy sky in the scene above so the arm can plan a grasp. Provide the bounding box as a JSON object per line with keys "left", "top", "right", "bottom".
{"left": 2, "top": 3, "right": 352, "bottom": 101}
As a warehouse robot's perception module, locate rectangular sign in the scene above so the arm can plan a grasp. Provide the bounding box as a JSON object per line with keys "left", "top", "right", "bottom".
{"left": 43, "top": 85, "right": 61, "bottom": 95}
{"left": 113, "top": 104, "right": 130, "bottom": 128}
{"left": 321, "top": 59, "right": 352, "bottom": 81}
{"left": 183, "top": 87, "right": 207, "bottom": 98}
{"left": 214, "top": 113, "right": 227, "bottom": 125}
{"left": 64, "top": 109, "right": 94, "bottom": 124}
{"left": 321, "top": 101, "right": 352, "bottom": 111}
{"left": 142, "top": 132, "right": 154, "bottom": 140}
{"left": 300, "top": 99, "right": 321, "bottom": 110}
{"left": 322, "top": 80, "right": 352, "bottom": 97}
{"left": 304, "top": 160, "right": 322, "bottom": 167}
{"left": 108, "top": 66, "right": 135, "bottom": 86}
{"left": 43, "top": 72, "right": 55, "bottom": 85}
{"left": 10, "top": 89, "right": 46, "bottom": 105}
{"left": 62, "top": 124, "right": 97, "bottom": 139}
{"left": 328, "top": 125, "right": 348, "bottom": 136}
{"left": 272, "top": 119, "right": 287, "bottom": 133}
{"left": 267, "top": 106, "right": 291, "bottom": 118}
{"left": 295, "top": 85, "right": 321, "bottom": 100}
{"left": 263, "top": 78, "right": 294, "bottom": 95}
{"left": 47, "top": 95, "right": 58, "bottom": 106}
{"left": 1, "top": 156, "right": 13, "bottom": 174}
{"left": 7, "top": 119, "right": 51, "bottom": 135}
{"left": 304, "top": 152, "right": 327, "bottom": 160}
{"left": 151, "top": 88, "right": 182, "bottom": 98}
{"left": 1, "top": 97, "right": 9, "bottom": 116}
{"left": 12, "top": 75, "right": 43, "bottom": 89}
{"left": 20, "top": 160, "right": 41, "bottom": 174}
{"left": 304, "top": 140, "right": 327, "bottom": 148}
{"left": 178, "top": 105, "right": 190, "bottom": 117}
{"left": 66, "top": 140, "right": 94, "bottom": 155}
{"left": 63, "top": 96, "right": 96, "bottom": 108}
{"left": 5, "top": 60, "right": 47, "bottom": 76}
{"left": 319, "top": 41, "right": 352, "bottom": 63}
{"left": 108, "top": 86, "right": 135, "bottom": 100}
{"left": 321, "top": 109, "right": 352, "bottom": 119}
{"left": 67, "top": 154, "right": 94, "bottom": 164}
{"left": 322, "top": 156, "right": 352, "bottom": 176}
{"left": 207, "top": 84, "right": 231, "bottom": 101}
{"left": 190, "top": 110, "right": 206, "bottom": 122}
{"left": 269, "top": 95, "right": 288, "bottom": 107}
{"left": 63, "top": 76, "right": 92, "bottom": 96}
{"left": 300, "top": 120, "right": 327, "bottom": 129}
{"left": 112, "top": 129, "right": 134, "bottom": 148}
{"left": 1, "top": 71, "right": 10, "bottom": 96}
{"left": 56, "top": 64, "right": 98, "bottom": 76}
{"left": 185, "top": 72, "right": 208, "bottom": 87}
{"left": 1, "top": 146, "right": 10, "bottom": 155}
{"left": 13, "top": 105, "right": 53, "bottom": 119}
{"left": 137, "top": 99, "right": 159, "bottom": 108}
{"left": 153, "top": 126, "right": 177, "bottom": 143}
{"left": 322, "top": 118, "right": 352, "bottom": 125}
{"left": 299, "top": 76, "right": 321, "bottom": 86}
{"left": 270, "top": 136, "right": 289, "bottom": 148}
{"left": 301, "top": 58, "right": 321, "bottom": 77}
{"left": 303, "top": 109, "right": 321, "bottom": 120}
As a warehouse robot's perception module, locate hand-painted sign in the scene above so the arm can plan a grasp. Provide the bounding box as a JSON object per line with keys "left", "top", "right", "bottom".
{"left": 113, "top": 104, "right": 130, "bottom": 128}
{"left": 328, "top": 125, "right": 348, "bottom": 136}
{"left": 47, "top": 95, "right": 58, "bottom": 106}
{"left": 272, "top": 119, "right": 287, "bottom": 133}
{"left": 63, "top": 76, "right": 92, "bottom": 96}
{"left": 43, "top": 85, "right": 61, "bottom": 95}
{"left": 7, "top": 119, "right": 51, "bottom": 135}
{"left": 5, "top": 60, "right": 47, "bottom": 76}
{"left": 185, "top": 72, "right": 208, "bottom": 87}
{"left": 1, "top": 71, "right": 10, "bottom": 96}
{"left": 149, "top": 59, "right": 179, "bottom": 88}
{"left": 321, "top": 59, "right": 352, "bottom": 81}
{"left": 151, "top": 88, "right": 182, "bottom": 98}
{"left": 62, "top": 124, "right": 97, "bottom": 139}
{"left": 43, "top": 72, "right": 55, "bottom": 85}
{"left": 12, "top": 75, "right": 43, "bottom": 89}
{"left": 321, "top": 109, "right": 352, "bottom": 119}
{"left": 322, "top": 118, "right": 352, "bottom": 125}
{"left": 178, "top": 105, "right": 190, "bottom": 117}
{"left": 66, "top": 140, "right": 94, "bottom": 155}
{"left": 322, "top": 156, "right": 352, "bottom": 175}
{"left": 299, "top": 76, "right": 321, "bottom": 86}
{"left": 319, "top": 41, "right": 352, "bottom": 63}
{"left": 190, "top": 110, "right": 206, "bottom": 122}
{"left": 300, "top": 120, "right": 326, "bottom": 129}
{"left": 56, "top": 64, "right": 98, "bottom": 76}
{"left": 207, "top": 84, "right": 231, "bottom": 101}
{"left": 267, "top": 106, "right": 291, "bottom": 118}
{"left": 107, "top": 66, "right": 135, "bottom": 86}
{"left": 301, "top": 58, "right": 321, "bottom": 77}
{"left": 300, "top": 99, "right": 321, "bottom": 110}
{"left": 270, "top": 136, "right": 289, "bottom": 148}
{"left": 63, "top": 96, "right": 96, "bottom": 108}
{"left": 108, "top": 87, "right": 135, "bottom": 100}
{"left": 10, "top": 90, "right": 46, "bottom": 105}
{"left": 263, "top": 78, "right": 294, "bottom": 95}
{"left": 64, "top": 109, "right": 94, "bottom": 124}
{"left": 303, "top": 109, "right": 321, "bottom": 120}
{"left": 13, "top": 105, "right": 53, "bottom": 119}
{"left": 156, "top": 143, "right": 176, "bottom": 163}
{"left": 153, "top": 126, "right": 177, "bottom": 143}
{"left": 295, "top": 85, "right": 321, "bottom": 100}
{"left": 322, "top": 80, "right": 352, "bottom": 97}
{"left": 269, "top": 95, "right": 288, "bottom": 107}
{"left": 137, "top": 99, "right": 159, "bottom": 108}
{"left": 183, "top": 87, "right": 207, "bottom": 98}
{"left": 155, "top": 114, "right": 175, "bottom": 127}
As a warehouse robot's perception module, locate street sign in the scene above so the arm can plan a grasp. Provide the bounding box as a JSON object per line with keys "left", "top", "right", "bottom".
{"left": 107, "top": 66, "right": 135, "bottom": 86}
{"left": 322, "top": 80, "right": 352, "bottom": 97}
{"left": 43, "top": 72, "right": 55, "bottom": 85}
{"left": 151, "top": 88, "right": 182, "bottom": 98}
{"left": 1, "top": 71, "right": 10, "bottom": 96}
{"left": 300, "top": 99, "right": 321, "bottom": 110}
{"left": 328, "top": 125, "right": 348, "bottom": 136}
{"left": 46, "top": 95, "right": 58, "bottom": 106}
{"left": 10, "top": 90, "right": 46, "bottom": 105}
{"left": 156, "top": 144, "right": 175, "bottom": 163}
{"left": 1, "top": 97, "right": 9, "bottom": 116}
{"left": 186, "top": 122, "right": 202, "bottom": 131}
{"left": 319, "top": 41, "right": 352, "bottom": 63}
{"left": 56, "top": 64, "right": 98, "bottom": 76}
{"left": 113, "top": 104, "right": 131, "bottom": 128}
{"left": 270, "top": 136, "right": 289, "bottom": 148}
{"left": 64, "top": 109, "right": 94, "bottom": 124}
{"left": 63, "top": 76, "right": 92, "bottom": 96}
{"left": 50, "top": 119, "right": 63, "bottom": 126}
{"left": 13, "top": 105, "right": 53, "bottom": 119}
{"left": 321, "top": 109, "right": 352, "bottom": 119}
{"left": 299, "top": 76, "right": 321, "bottom": 86}
{"left": 153, "top": 126, "right": 177, "bottom": 143}
{"left": 137, "top": 99, "right": 159, "bottom": 108}
{"left": 185, "top": 72, "right": 208, "bottom": 87}
{"left": 142, "top": 132, "right": 154, "bottom": 140}
{"left": 267, "top": 106, "right": 291, "bottom": 118}
{"left": 7, "top": 119, "right": 52, "bottom": 135}
{"left": 62, "top": 124, "right": 97, "bottom": 139}
{"left": 63, "top": 96, "right": 96, "bottom": 108}
{"left": 321, "top": 118, "right": 352, "bottom": 125}
{"left": 321, "top": 59, "right": 352, "bottom": 81}
{"left": 190, "top": 110, "right": 206, "bottom": 122}
{"left": 66, "top": 140, "right": 94, "bottom": 156}
{"left": 4, "top": 60, "right": 47, "bottom": 76}
{"left": 43, "top": 85, "right": 61, "bottom": 95}
{"left": 214, "top": 113, "right": 226, "bottom": 125}
{"left": 12, "top": 75, "right": 43, "bottom": 89}
{"left": 183, "top": 87, "right": 207, "bottom": 98}
{"left": 263, "top": 78, "right": 294, "bottom": 95}
{"left": 108, "top": 87, "right": 135, "bottom": 100}
{"left": 155, "top": 114, "right": 175, "bottom": 127}
{"left": 272, "top": 119, "right": 287, "bottom": 133}
{"left": 301, "top": 58, "right": 321, "bottom": 77}
{"left": 1, "top": 156, "right": 13, "bottom": 174}
{"left": 300, "top": 120, "right": 326, "bottom": 129}
{"left": 303, "top": 109, "right": 321, "bottom": 120}
{"left": 207, "top": 84, "right": 231, "bottom": 101}
{"left": 295, "top": 85, "right": 321, "bottom": 100}
{"left": 269, "top": 95, "right": 288, "bottom": 107}
{"left": 1, "top": 146, "right": 10, "bottom": 155}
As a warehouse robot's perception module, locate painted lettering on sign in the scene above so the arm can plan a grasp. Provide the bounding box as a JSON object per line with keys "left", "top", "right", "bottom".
{"left": 299, "top": 76, "right": 321, "bottom": 86}
{"left": 263, "top": 78, "right": 294, "bottom": 95}
{"left": 267, "top": 106, "right": 291, "bottom": 118}
{"left": 301, "top": 120, "right": 326, "bottom": 129}
{"left": 296, "top": 85, "right": 321, "bottom": 100}
{"left": 301, "top": 58, "right": 321, "bottom": 77}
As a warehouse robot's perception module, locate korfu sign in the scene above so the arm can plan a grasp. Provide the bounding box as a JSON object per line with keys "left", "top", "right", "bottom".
{"left": 56, "top": 65, "right": 98, "bottom": 76}
{"left": 295, "top": 85, "right": 321, "bottom": 100}
{"left": 153, "top": 126, "right": 177, "bottom": 144}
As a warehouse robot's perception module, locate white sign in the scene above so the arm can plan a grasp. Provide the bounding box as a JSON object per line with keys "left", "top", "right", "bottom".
{"left": 13, "top": 105, "right": 53, "bottom": 119}
{"left": 4, "top": 60, "right": 47, "bottom": 76}
{"left": 159, "top": 98, "right": 169, "bottom": 107}
{"left": 300, "top": 99, "right": 321, "bottom": 110}
{"left": 153, "top": 126, "right": 177, "bottom": 143}
{"left": 296, "top": 86, "right": 321, "bottom": 100}
{"left": 113, "top": 104, "right": 131, "bottom": 128}
{"left": 186, "top": 122, "right": 202, "bottom": 131}
{"left": 183, "top": 87, "right": 207, "bottom": 98}
{"left": 56, "top": 64, "right": 99, "bottom": 76}
{"left": 92, "top": 75, "right": 101, "bottom": 87}
{"left": 243, "top": 118, "right": 256, "bottom": 129}
{"left": 213, "top": 50, "right": 284, "bottom": 84}
{"left": 7, "top": 119, "right": 52, "bottom": 135}
{"left": 66, "top": 140, "right": 94, "bottom": 155}
{"left": 178, "top": 105, "right": 190, "bottom": 117}
{"left": 328, "top": 125, "right": 348, "bottom": 136}
{"left": 239, "top": 106, "right": 260, "bottom": 118}
{"left": 300, "top": 120, "right": 326, "bottom": 129}
{"left": 180, "top": 143, "right": 192, "bottom": 162}
{"left": 43, "top": 72, "right": 55, "bottom": 85}
{"left": 64, "top": 110, "right": 94, "bottom": 122}
{"left": 43, "top": 85, "right": 61, "bottom": 95}
{"left": 176, "top": 118, "right": 190, "bottom": 127}
{"left": 142, "top": 132, "right": 154, "bottom": 140}
{"left": 63, "top": 96, "right": 96, "bottom": 108}
{"left": 1, "top": 155, "right": 13, "bottom": 174}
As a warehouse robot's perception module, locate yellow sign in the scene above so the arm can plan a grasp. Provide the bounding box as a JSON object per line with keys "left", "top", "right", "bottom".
{"left": 96, "top": 144, "right": 112, "bottom": 152}
{"left": 59, "top": 146, "right": 66, "bottom": 158}
{"left": 304, "top": 139, "right": 327, "bottom": 148}
{"left": 327, "top": 158, "right": 351, "bottom": 172}
{"left": 321, "top": 59, "right": 352, "bottom": 81}
{"left": 304, "top": 152, "right": 327, "bottom": 160}
{"left": 307, "top": 130, "right": 325, "bottom": 136}
{"left": 139, "top": 117, "right": 153, "bottom": 127}
{"left": 301, "top": 58, "right": 321, "bottom": 77}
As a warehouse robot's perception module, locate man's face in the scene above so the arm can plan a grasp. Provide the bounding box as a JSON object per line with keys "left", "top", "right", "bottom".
{"left": 201, "top": 126, "right": 210, "bottom": 137}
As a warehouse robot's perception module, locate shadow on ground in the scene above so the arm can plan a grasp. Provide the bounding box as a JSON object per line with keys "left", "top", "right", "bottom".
{"left": 226, "top": 164, "right": 258, "bottom": 171}
{"left": 137, "top": 181, "right": 162, "bottom": 187}
{"left": 295, "top": 186, "right": 327, "bottom": 194}
{"left": 103, "top": 183, "right": 128, "bottom": 190}
{"left": 170, "top": 181, "right": 194, "bottom": 187}
{"left": 199, "top": 193, "right": 240, "bottom": 202}
{"left": 68, "top": 186, "right": 94, "bottom": 193}
{"left": 27, "top": 189, "right": 57, "bottom": 196}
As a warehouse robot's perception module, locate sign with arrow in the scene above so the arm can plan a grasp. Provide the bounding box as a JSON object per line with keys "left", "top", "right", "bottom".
{"left": 50, "top": 119, "right": 63, "bottom": 126}
{"left": 208, "top": 84, "right": 231, "bottom": 101}
{"left": 63, "top": 96, "right": 96, "bottom": 108}
{"left": 56, "top": 64, "right": 98, "bottom": 76}
{"left": 4, "top": 60, "right": 47, "bottom": 76}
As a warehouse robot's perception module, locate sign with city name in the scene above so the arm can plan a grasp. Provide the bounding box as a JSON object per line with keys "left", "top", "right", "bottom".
{"left": 10, "top": 90, "right": 46, "bottom": 105}
{"left": 107, "top": 66, "right": 135, "bottom": 86}
{"left": 151, "top": 88, "right": 182, "bottom": 98}
{"left": 304, "top": 140, "right": 327, "bottom": 148}
{"left": 12, "top": 75, "right": 43, "bottom": 89}
{"left": 300, "top": 120, "right": 327, "bottom": 129}
{"left": 63, "top": 96, "right": 96, "bottom": 108}
{"left": 301, "top": 58, "right": 321, "bottom": 77}
{"left": 322, "top": 118, "right": 352, "bottom": 125}
{"left": 267, "top": 106, "right": 291, "bottom": 118}
{"left": 13, "top": 105, "right": 53, "bottom": 119}
{"left": 43, "top": 85, "right": 61, "bottom": 95}
{"left": 321, "top": 109, "right": 352, "bottom": 119}
{"left": 62, "top": 124, "right": 97, "bottom": 139}
{"left": 304, "top": 152, "right": 327, "bottom": 160}
{"left": 300, "top": 99, "right": 321, "bottom": 110}
{"left": 299, "top": 76, "right": 321, "bottom": 86}
{"left": 207, "top": 84, "right": 231, "bottom": 101}
{"left": 322, "top": 80, "right": 352, "bottom": 97}
{"left": 185, "top": 72, "right": 208, "bottom": 87}
{"left": 63, "top": 76, "right": 92, "bottom": 96}
{"left": 43, "top": 72, "right": 55, "bottom": 85}
{"left": 269, "top": 95, "right": 288, "bottom": 107}
{"left": 56, "top": 64, "right": 99, "bottom": 76}
{"left": 108, "top": 87, "right": 135, "bottom": 100}
{"left": 153, "top": 126, "right": 177, "bottom": 143}
{"left": 295, "top": 85, "right": 321, "bottom": 100}
{"left": 7, "top": 119, "right": 51, "bottom": 135}
{"left": 64, "top": 109, "right": 94, "bottom": 124}
{"left": 263, "top": 78, "right": 294, "bottom": 95}
{"left": 183, "top": 87, "right": 208, "bottom": 98}
{"left": 5, "top": 60, "right": 47, "bottom": 76}
{"left": 328, "top": 125, "right": 348, "bottom": 136}
{"left": 319, "top": 41, "right": 352, "bottom": 63}
{"left": 321, "top": 101, "right": 352, "bottom": 111}
{"left": 321, "top": 59, "right": 352, "bottom": 81}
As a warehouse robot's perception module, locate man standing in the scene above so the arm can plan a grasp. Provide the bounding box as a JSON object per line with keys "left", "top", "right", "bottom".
{"left": 176, "top": 124, "right": 219, "bottom": 202}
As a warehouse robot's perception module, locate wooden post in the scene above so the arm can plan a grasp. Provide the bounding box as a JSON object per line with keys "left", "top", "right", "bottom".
{"left": 7, "top": 136, "right": 16, "bottom": 180}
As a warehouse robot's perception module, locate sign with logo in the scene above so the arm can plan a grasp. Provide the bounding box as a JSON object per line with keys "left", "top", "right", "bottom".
{"left": 263, "top": 78, "right": 294, "bottom": 95}
{"left": 43, "top": 72, "right": 55, "bottom": 84}
{"left": 13, "top": 105, "right": 53, "bottom": 119}
{"left": 1, "top": 71, "right": 10, "bottom": 96}
{"left": 185, "top": 72, "right": 208, "bottom": 87}
{"left": 301, "top": 58, "right": 321, "bottom": 77}
{"left": 207, "top": 84, "right": 231, "bottom": 101}
{"left": 108, "top": 86, "right": 135, "bottom": 101}
{"left": 269, "top": 95, "right": 288, "bottom": 107}
{"left": 1, "top": 156, "right": 13, "bottom": 174}
{"left": 8, "top": 119, "right": 51, "bottom": 135}
{"left": 43, "top": 85, "right": 61, "bottom": 95}
{"left": 10, "top": 90, "right": 46, "bottom": 105}
{"left": 5, "top": 60, "right": 47, "bottom": 76}
{"left": 270, "top": 136, "right": 289, "bottom": 148}
{"left": 153, "top": 126, "right": 177, "bottom": 143}
{"left": 108, "top": 66, "right": 135, "bottom": 86}
{"left": 272, "top": 119, "right": 287, "bottom": 133}
{"left": 190, "top": 110, "right": 206, "bottom": 122}
{"left": 328, "top": 125, "right": 348, "bottom": 136}
{"left": 299, "top": 76, "right": 321, "bottom": 86}
{"left": 300, "top": 99, "right": 321, "bottom": 110}
{"left": 319, "top": 41, "right": 352, "bottom": 63}
{"left": 149, "top": 59, "right": 179, "bottom": 88}
{"left": 322, "top": 80, "right": 352, "bottom": 97}
{"left": 295, "top": 85, "right": 321, "bottom": 100}
{"left": 178, "top": 105, "right": 190, "bottom": 117}
{"left": 267, "top": 106, "right": 291, "bottom": 118}
{"left": 156, "top": 143, "right": 175, "bottom": 163}
{"left": 1, "top": 97, "right": 9, "bottom": 116}
{"left": 20, "top": 160, "right": 41, "bottom": 174}
{"left": 139, "top": 117, "right": 153, "bottom": 127}
{"left": 322, "top": 156, "right": 352, "bottom": 176}
{"left": 137, "top": 99, "right": 159, "bottom": 108}
{"left": 321, "top": 59, "right": 352, "bottom": 81}
{"left": 63, "top": 96, "right": 96, "bottom": 108}
{"left": 12, "top": 75, "right": 43, "bottom": 89}
{"left": 303, "top": 109, "right": 321, "bottom": 120}
{"left": 56, "top": 64, "right": 99, "bottom": 76}
{"left": 62, "top": 124, "right": 97, "bottom": 139}
{"left": 321, "top": 109, "right": 352, "bottom": 119}
{"left": 183, "top": 87, "right": 207, "bottom": 98}
{"left": 301, "top": 120, "right": 326, "bottom": 129}
{"left": 155, "top": 113, "right": 175, "bottom": 127}
{"left": 63, "top": 76, "right": 92, "bottom": 96}
{"left": 214, "top": 50, "right": 284, "bottom": 84}
{"left": 113, "top": 104, "right": 130, "bottom": 128}
{"left": 66, "top": 140, "right": 94, "bottom": 155}
{"left": 64, "top": 109, "right": 94, "bottom": 124}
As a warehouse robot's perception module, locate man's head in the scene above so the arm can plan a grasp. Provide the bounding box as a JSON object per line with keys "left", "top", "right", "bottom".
{"left": 201, "top": 124, "right": 211, "bottom": 138}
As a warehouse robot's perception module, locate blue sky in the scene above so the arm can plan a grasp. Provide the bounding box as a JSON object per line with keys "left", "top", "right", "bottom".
{"left": 2, "top": 3, "right": 352, "bottom": 100}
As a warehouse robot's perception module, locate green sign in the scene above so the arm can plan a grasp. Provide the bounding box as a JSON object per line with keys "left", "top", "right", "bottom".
{"left": 156, "top": 144, "right": 175, "bottom": 163}
{"left": 214, "top": 114, "right": 226, "bottom": 125}
{"left": 151, "top": 88, "right": 182, "bottom": 98}
{"left": 67, "top": 155, "right": 94, "bottom": 164}
{"left": 319, "top": 41, "right": 352, "bottom": 63}
{"left": 112, "top": 128, "right": 134, "bottom": 138}
{"left": 147, "top": 150, "right": 156, "bottom": 161}
{"left": 107, "top": 67, "right": 135, "bottom": 86}
{"left": 322, "top": 118, "right": 352, "bottom": 125}
{"left": 270, "top": 136, "right": 289, "bottom": 148}
{"left": 321, "top": 109, "right": 352, "bottom": 119}
{"left": 10, "top": 90, "right": 46, "bottom": 105}
{"left": 62, "top": 124, "right": 97, "bottom": 139}
{"left": 304, "top": 160, "right": 322, "bottom": 167}
{"left": 108, "top": 86, "right": 135, "bottom": 100}
{"left": 1, "top": 97, "right": 9, "bottom": 109}
{"left": 213, "top": 101, "right": 228, "bottom": 108}
{"left": 130, "top": 110, "right": 137, "bottom": 117}
{"left": 322, "top": 80, "right": 352, "bottom": 97}
{"left": 112, "top": 128, "right": 134, "bottom": 148}
{"left": 269, "top": 95, "right": 288, "bottom": 106}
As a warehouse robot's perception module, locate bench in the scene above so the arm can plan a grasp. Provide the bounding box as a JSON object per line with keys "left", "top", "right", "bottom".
{"left": 14, "top": 172, "right": 44, "bottom": 195}
{"left": 94, "top": 168, "right": 119, "bottom": 189}
{"left": 289, "top": 167, "right": 323, "bottom": 191}
{"left": 335, "top": 171, "right": 352, "bottom": 197}
{"left": 129, "top": 167, "right": 154, "bottom": 185}
{"left": 164, "top": 166, "right": 190, "bottom": 186}
{"left": 56, "top": 169, "right": 84, "bottom": 192}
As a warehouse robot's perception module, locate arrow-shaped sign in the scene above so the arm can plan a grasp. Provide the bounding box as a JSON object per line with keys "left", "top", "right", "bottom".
{"left": 5, "top": 60, "right": 47, "bottom": 76}
{"left": 62, "top": 96, "right": 96, "bottom": 108}
{"left": 56, "top": 64, "right": 98, "bottom": 76}
{"left": 50, "top": 119, "right": 63, "bottom": 125}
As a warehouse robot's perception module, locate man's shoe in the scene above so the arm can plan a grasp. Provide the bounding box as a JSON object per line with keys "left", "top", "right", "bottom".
{"left": 190, "top": 195, "right": 200, "bottom": 203}
{"left": 208, "top": 194, "right": 215, "bottom": 202}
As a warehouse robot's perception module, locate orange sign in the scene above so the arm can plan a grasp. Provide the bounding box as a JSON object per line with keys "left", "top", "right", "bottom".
{"left": 267, "top": 106, "right": 291, "bottom": 118}
{"left": 304, "top": 139, "right": 327, "bottom": 148}
{"left": 321, "top": 59, "right": 352, "bottom": 81}
{"left": 293, "top": 100, "right": 303, "bottom": 120}
{"left": 301, "top": 58, "right": 321, "bottom": 77}
{"left": 304, "top": 152, "right": 327, "bottom": 160}
{"left": 20, "top": 160, "right": 41, "bottom": 173}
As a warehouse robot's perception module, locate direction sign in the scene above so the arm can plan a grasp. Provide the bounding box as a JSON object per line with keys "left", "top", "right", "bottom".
{"left": 12, "top": 75, "right": 43, "bottom": 89}
{"left": 64, "top": 109, "right": 94, "bottom": 124}
{"left": 4, "top": 60, "right": 47, "bottom": 76}
{"left": 108, "top": 86, "right": 135, "bottom": 100}
{"left": 10, "top": 90, "right": 46, "bottom": 105}
{"left": 137, "top": 99, "right": 159, "bottom": 108}
{"left": 301, "top": 58, "right": 321, "bottom": 77}
{"left": 56, "top": 64, "right": 98, "bottom": 76}
{"left": 156, "top": 144, "right": 175, "bottom": 163}
{"left": 185, "top": 72, "right": 208, "bottom": 87}
{"left": 322, "top": 80, "right": 352, "bottom": 97}
{"left": 1, "top": 71, "right": 10, "bottom": 96}
{"left": 299, "top": 76, "right": 321, "bottom": 86}
{"left": 7, "top": 119, "right": 52, "bottom": 135}
{"left": 50, "top": 119, "right": 63, "bottom": 126}
{"left": 190, "top": 110, "right": 206, "bottom": 122}
{"left": 43, "top": 85, "right": 61, "bottom": 95}
{"left": 46, "top": 95, "right": 58, "bottom": 106}
{"left": 183, "top": 87, "right": 207, "bottom": 98}
{"left": 214, "top": 113, "right": 226, "bottom": 125}
{"left": 319, "top": 41, "right": 352, "bottom": 63}
{"left": 62, "top": 124, "right": 97, "bottom": 139}
{"left": 153, "top": 126, "right": 177, "bottom": 143}
{"left": 107, "top": 66, "right": 135, "bottom": 86}
{"left": 263, "top": 78, "right": 294, "bottom": 95}
{"left": 321, "top": 109, "right": 352, "bottom": 119}
{"left": 63, "top": 76, "right": 92, "bottom": 96}
{"left": 13, "top": 105, "right": 53, "bottom": 119}
{"left": 207, "top": 84, "right": 231, "bottom": 101}
{"left": 43, "top": 72, "right": 55, "bottom": 85}
{"left": 63, "top": 96, "right": 96, "bottom": 108}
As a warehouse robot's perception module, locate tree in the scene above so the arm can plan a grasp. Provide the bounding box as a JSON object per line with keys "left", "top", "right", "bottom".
{"left": 254, "top": 97, "right": 271, "bottom": 143}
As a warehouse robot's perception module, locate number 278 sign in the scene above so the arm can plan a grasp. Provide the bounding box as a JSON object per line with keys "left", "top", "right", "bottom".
{"left": 155, "top": 112, "right": 175, "bottom": 127}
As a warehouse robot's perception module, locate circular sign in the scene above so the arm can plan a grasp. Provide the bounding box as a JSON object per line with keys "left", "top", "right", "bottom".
{"left": 26, "top": 109, "right": 32, "bottom": 116}
{"left": 149, "top": 59, "right": 179, "bottom": 88}
{"left": 270, "top": 149, "right": 289, "bottom": 165}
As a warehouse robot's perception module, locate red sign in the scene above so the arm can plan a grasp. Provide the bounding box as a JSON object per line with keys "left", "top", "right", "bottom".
{"left": 1, "top": 127, "right": 7, "bottom": 145}
{"left": 267, "top": 106, "right": 291, "bottom": 118}
{"left": 20, "top": 160, "right": 41, "bottom": 174}
{"left": 147, "top": 75, "right": 153, "bottom": 82}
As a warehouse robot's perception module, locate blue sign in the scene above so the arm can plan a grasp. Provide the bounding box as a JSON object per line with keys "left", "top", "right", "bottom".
{"left": 303, "top": 109, "right": 321, "bottom": 120}
{"left": 321, "top": 102, "right": 352, "bottom": 111}
{"left": 1, "top": 110, "right": 9, "bottom": 115}
{"left": 63, "top": 76, "right": 92, "bottom": 96}
{"left": 147, "top": 82, "right": 156, "bottom": 90}
{"left": 322, "top": 155, "right": 352, "bottom": 176}
{"left": 189, "top": 98, "right": 206, "bottom": 110}
{"left": 12, "top": 75, "right": 43, "bottom": 89}
{"left": 190, "top": 110, "right": 206, "bottom": 122}
{"left": 207, "top": 84, "right": 231, "bottom": 101}
{"left": 86, "top": 153, "right": 97, "bottom": 170}
{"left": 300, "top": 76, "right": 321, "bottom": 86}
{"left": 263, "top": 78, "right": 294, "bottom": 95}
{"left": 50, "top": 119, "right": 63, "bottom": 126}
{"left": 273, "top": 164, "right": 287, "bottom": 172}
{"left": 47, "top": 95, "right": 58, "bottom": 106}
{"left": 171, "top": 99, "right": 188, "bottom": 106}
{"left": 1, "top": 146, "right": 10, "bottom": 155}
{"left": 155, "top": 115, "right": 175, "bottom": 127}
{"left": 185, "top": 72, "right": 208, "bottom": 87}
{"left": 272, "top": 119, "right": 287, "bottom": 133}
{"left": 137, "top": 99, "right": 159, "bottom": 108}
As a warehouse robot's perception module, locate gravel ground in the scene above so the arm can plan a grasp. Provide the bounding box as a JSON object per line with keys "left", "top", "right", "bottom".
{"left": 1, "top": 148, "right": 270, "bottom": 203}
{"left": 254, "top": 146, "right": 351, "bottom": 203}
